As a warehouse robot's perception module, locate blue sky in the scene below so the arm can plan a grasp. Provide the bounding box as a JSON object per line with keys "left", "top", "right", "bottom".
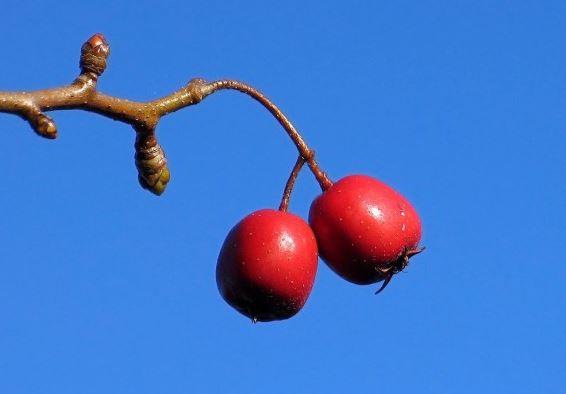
{"left": 1, "top": 1, "right": 564, "bottom": 393}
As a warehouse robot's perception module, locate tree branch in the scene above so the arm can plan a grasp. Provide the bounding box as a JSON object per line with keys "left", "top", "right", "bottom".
{"left": 0, "top": 33, "right": 331, "bottom": 197}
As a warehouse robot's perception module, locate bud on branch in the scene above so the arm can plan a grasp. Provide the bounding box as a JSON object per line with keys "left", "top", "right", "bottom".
{"left": 80, "top": 33, "right": 110, "bottom": 77}
{"left": 135, "top": 129, "right": 170, "bottom": 195}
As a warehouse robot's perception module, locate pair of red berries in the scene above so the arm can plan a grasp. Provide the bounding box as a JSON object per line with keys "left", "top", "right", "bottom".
{"left": 216, "top": 174, "right": 423, "bottom": 322}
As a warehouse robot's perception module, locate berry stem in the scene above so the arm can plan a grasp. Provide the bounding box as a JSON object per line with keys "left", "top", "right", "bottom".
{"left": 279, "top": 155, "right": 306, "bottom": 212}
{"left": 201, "top": 80, "right": 333, "bottom": 191}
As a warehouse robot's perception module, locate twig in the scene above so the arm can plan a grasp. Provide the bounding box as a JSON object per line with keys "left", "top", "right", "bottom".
{"left": 0, "top": 33, "right": 332, "bottom": 195}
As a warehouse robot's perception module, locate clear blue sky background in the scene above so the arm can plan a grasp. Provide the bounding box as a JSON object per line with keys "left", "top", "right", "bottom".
{"left": 1, "top": 1, "right": 564, "bottom": 393}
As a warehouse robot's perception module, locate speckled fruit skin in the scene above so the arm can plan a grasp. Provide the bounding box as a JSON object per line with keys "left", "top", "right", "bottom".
{"left": 309, "top": 175, "right": 422, "bottom": 285}
{"left": 216, "top": 209, "right": 318, "bottom": 322}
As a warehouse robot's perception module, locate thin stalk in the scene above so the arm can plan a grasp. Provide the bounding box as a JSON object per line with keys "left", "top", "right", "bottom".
{"left": 202, "top": 80, "right": 333, "bottom": 191}
{"left": 279, "top": 155, "right": 306, "bottom": 212}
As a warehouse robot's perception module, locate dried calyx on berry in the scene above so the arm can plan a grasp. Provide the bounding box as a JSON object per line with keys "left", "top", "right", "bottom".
{"left": 80, "top": 33, "right": 110, "bottom": 77}
{"left": 135, "top": 130, "right": 170, "bottom": 195}
{"left": 374, "top": 246, "right": 425, "bottom": 294}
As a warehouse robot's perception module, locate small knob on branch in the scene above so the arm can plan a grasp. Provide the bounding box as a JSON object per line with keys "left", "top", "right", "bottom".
{"left": 28, "top": 112, "right": 57, "bottom": 139}
{"left": 80, "top": 33, "right": 110, "bottom": 77}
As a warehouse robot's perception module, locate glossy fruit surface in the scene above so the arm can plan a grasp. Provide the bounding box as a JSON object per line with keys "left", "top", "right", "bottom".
{"left": 309, "top": 174, "right": 422, "bottom": 285}
{"left": 216, "top": 209, "right": 318, "bottom": 322}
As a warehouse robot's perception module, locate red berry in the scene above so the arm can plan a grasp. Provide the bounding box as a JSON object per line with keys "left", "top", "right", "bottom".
{"left": 309, "top": 175, "right": 422, "bottom": 288}
{"left": 216, "top": 209, "right": 318, "bottom": 322}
